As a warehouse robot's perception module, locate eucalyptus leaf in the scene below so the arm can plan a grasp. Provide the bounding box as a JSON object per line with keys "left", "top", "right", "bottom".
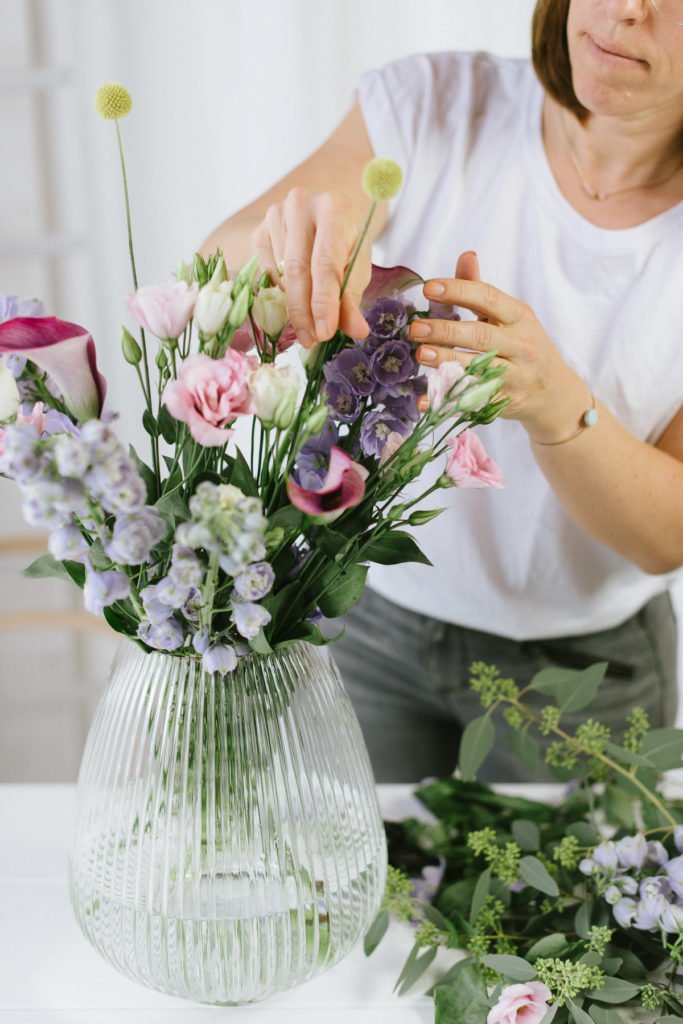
{"left": 568, "top": 1000, "right": 595, "bottom": 1024}
{"left": 575, "top": 897, "right": 594, "bottom": 939}
{"left": 639, "top": 728, "right": 683, "bottom": 770}
{"left": 21, "top": 553, "right": 82, "bottom": 585}
{"left": 539, "top": 1006, "right": 559, "bottom": 1024}
{"left": 527, "top": 933, "right": 568, "bottom": 960}
{"left": 588, "top": 1006, "right": 626, "bottom": 1024}
{"left": 481, "top": 954, "right": 537, "bottom": 982}
{"left": 469, "top": 866, "right": 492, "bottom": 924}
{"left": 602, "top": 785, "right": 635, "bottom": 829}
{"left": 512, "top": 819, "right": 541, "bottom": 851}
{"left": 459, "top": 715, "right": 495, "bottom": 780}
{"left": 363, "top": 909, "right": 389, "bottom": 956}
{"left": 519, "top": 856, "right": 559, "bottom": 897}
{"left": 586, "top": 978, "right": 640, "bottom": 1004}
{"left": 603, "top": 741, "right": 656, "bottom": 769}
{"left": 529, "top": 666, "right": 580, "bottom": 696}
{"left": 559, "top": 663, "right": 608, "bottom": 713}
{"left": 397, "top": 946, "right": 438, "bottom": 995}
{"left": 421, "top": 902, "right": 455, "bottom": 934}
{"left": 434, "top": 959, "right": 490, "bottom": 1024}
{"left": 567, "top": 822, "right": 599, "bottom": 846}
{"left": 657, "top": 1018, "right": 683, "bottom": 1023}
{"left": 248, "top": 629, "right": 273, "bottom": 655}
{"left": 508, "top": 728, "right": 540, "bottom": 774}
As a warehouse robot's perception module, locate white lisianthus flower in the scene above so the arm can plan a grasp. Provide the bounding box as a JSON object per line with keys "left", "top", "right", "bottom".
{"left": 0, "top": 360, "right": 21, "bottom": 420}
{"left": 252, "top": 286, "right": 288, "bottom": 336}
{"left": 194, "top": 279, "right": 234, "bottom": 337}
{"left": 248, "top": 364, "right": 300, "bottom": 429}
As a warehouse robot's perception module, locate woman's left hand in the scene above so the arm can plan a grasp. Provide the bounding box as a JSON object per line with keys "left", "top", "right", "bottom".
{"left": 412, "top": 253, "right": 589, "bottom": 443}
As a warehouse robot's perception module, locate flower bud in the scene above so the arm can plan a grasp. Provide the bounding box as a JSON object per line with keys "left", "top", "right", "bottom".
{"left": 94, "top": 82, "right": 132, "bottom": 120}
{"left": 193, "top": 252, "right": 209, "bottom": 287}
{"left": 227, "top": 284, "right": 251, "bottom": 329}
{"left": 121, "top": 327, "right": 142, "bottom": 365}
{"left": 252, "top": 286, "right": 288, "bottom": 336}
{"left": 456, "top": 377, "right": 502, "bottom": 413}
{"left": 210, "top": 256, "right": 228, "bottom": 285}
{"left": 194, "top": 279, "right": 234, "bottom": 337}
{"left": 234, "top": 253, "right": 259, "bottom": 290}
{"left": 300, "top": 402, "right": 330, "bottom": 442}
{"left": 176, "top": 260, "right": 193, "bottom": 285}
{"left": 361, "top": 157, "right": 403, "bottom": 201}
{"left": 156, "top": 348, "right": 168, "bottom": 369}
{"left": 248, "top": 364, "right": 300, "bottom": 429}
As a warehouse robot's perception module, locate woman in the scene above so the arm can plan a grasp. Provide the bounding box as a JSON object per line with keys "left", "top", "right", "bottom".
{"left": 204, "top": 0, "right": 683, "bottom": 782}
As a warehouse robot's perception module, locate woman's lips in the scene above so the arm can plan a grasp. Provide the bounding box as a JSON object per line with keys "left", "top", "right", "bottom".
{"left": 586, "top": 33, "right": 647, "bottom": 67}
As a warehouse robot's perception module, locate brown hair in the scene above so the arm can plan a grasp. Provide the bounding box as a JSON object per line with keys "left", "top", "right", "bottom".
{"left": 532, "top": 0, "right": 588, "bottom": 120}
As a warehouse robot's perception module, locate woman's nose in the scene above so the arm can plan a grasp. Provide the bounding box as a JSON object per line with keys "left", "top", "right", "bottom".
{"left": 604, "top": 0, "right": 650, "bottom": 21}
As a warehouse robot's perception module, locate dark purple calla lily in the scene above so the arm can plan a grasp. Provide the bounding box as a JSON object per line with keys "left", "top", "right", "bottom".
{"left": 286, "top": 445, "right": 368, "bottom": 522}
{"left": 0, "top": 316, "right": 106, "bottom": 421}
{"left": 360, "top": 264, "right": 424, "bottom": 312}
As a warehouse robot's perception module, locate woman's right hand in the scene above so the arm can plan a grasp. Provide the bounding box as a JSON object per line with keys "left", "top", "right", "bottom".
{"left": 251, "top": 186, "right": 372, "bottom": 347}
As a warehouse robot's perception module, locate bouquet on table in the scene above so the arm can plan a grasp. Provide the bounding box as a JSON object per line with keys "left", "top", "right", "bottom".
{"left": 0, "top": 83, "right": 508, "bottom": 666}
{"left": 370, "top": 660, "right": 683, "bottom": 1024}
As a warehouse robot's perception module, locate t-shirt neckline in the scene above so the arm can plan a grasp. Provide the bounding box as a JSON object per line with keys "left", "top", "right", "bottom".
{"left": 523, "top": 70, "right": 683, "bottom": 250}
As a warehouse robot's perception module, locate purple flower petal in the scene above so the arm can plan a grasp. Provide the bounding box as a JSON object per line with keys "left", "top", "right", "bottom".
{"left": 360, "top": 264, "right": 423, "bottom": 312}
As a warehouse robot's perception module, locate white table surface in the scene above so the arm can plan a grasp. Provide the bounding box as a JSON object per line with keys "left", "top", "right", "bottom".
{"left": 0, "top": 784, "right": 468, "bottom": 1024}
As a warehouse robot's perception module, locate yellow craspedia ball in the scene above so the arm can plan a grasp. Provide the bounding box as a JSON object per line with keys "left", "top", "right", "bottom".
{"left": 361, "top": 157, "right": 403, "bottom": 201}
{"left": 94, "top": 82, "right": 132, "bottom": 120}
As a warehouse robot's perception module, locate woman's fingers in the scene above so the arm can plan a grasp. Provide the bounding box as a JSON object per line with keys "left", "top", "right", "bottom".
{"left": 281, "top": 190, "right": 318, "bottom": 347}
{"left": 309, "top": 193, "right": 359, "bottom": 341}
{"left": 410, "top": 317, "right": 503, "bottom": 363}
{"left": 424, "top": 277, "right": 524, "bottom": 325}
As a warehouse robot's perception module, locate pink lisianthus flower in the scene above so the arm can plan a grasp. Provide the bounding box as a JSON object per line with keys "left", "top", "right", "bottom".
{"left": 379, "top": 430, "right": 407, "bottom": 466}
{"left": 487, "top": 982, "right": 552, "bottom": 1024}
{"left": 428, "top": 362, "right": 470, "bottom": 412}
{"left": 163, "top": 350, "right": 256, "bottom": 446}
{"left": 444, "top": 429, "right": 504, "bottom": 489}
{"left": 286, "top": 446, "right": 368, "bottom": 522}
{"left": 126, "top": 280, "right": 198, "bottom": 340}
{"left": 0, "top": 316, "right": 106, "bottom": 421}
{"left": 231, "top": 318, "right": 297, "bottom": 356}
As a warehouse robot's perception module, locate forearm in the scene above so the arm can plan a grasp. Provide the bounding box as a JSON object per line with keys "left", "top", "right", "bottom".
{"left": 529, "top": 387, "right": 683, "bottom": 575}
{"left": 201, "top": 212, "right": 261, "bottom": 267}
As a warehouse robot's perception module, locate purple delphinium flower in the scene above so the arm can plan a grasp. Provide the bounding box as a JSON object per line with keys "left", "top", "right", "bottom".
{"left": 182, "top": 587, "right": 203, "bottom": 622}
{"left": 294, "top": 450, "right": 329, "bottom": 491}
{"left": 231, "top": 601, "right": 271, "bottom": 639}
{"left": 371, "top": 339, "right": 414, "bottom": 387}
{"left": 324, "top": 380, "right": 360, "bottom": 424}
{"left": 192, "top": 627, "right": 210, "bottom": 655}
{"left": 324, "top": 346, "right": 374, "bottom": 396}
{"left": 140, "top": 582, "right": 175, "bottom": 625}
{"left": 0, "top": 423, "right": 43, "bottom": 482}
{"left": 302, "top": 418, "right": 338, "bottom": 454}
{"left": 53, "top": 435, "right": 90, "bottom": 477}
{"left": 592, "top": 841, "right": 619, "bottom": 871}
{"left": 674, "top": 826, "right": 683, "bottom": 853}
{"left": 427, "top": 300, "right": 461, "bottom": 322}
{"left": 616, "top": 834, "right": 648, "bottom": 870}
{"left": 4, "top": 353, "right": 26, "bottom": 377}
{"left": 365, "top": 297, "right": 408, "bottom": 340}
{"left": 613, "top": 897, "right": 637, "bottom": 929}
{"left": 84, "top": 568, "right": 130, "bottom": 616}
{"left": 660, "top": 902, "right": 683, "bottom": 933}
{"left": 137, "top": 617, "right": 185, "bottom": 652}
{"left": 633, "top": 893, "right": 669, "bottom": 931}
{"left": 48, "top": 524, "right": 88, "bottom": 562}
{"left": 104, "top": 507, "right": 166, "bottom": 565}
{"left": 665, "top": 855, "right": 683, "bottom": 900}
{"left": 202, "top": 644, "right": 238, "bottom": 675}
{"left": 647, "top": 841, "right": 670, "bottom": 867}
{"left": 409, "top": 858, "right": 446, "bottom": 905}
{"left": 0, "top": 294, "right": 44, "bottom": 323}
{"left": 233, "top": 562, "right": 275, "bottom": 602}
{"left": 359, "top": 409, "right": 408, "bottom": 458}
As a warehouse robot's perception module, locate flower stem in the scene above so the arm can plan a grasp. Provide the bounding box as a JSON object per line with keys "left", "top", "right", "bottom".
{"left": 340, "top": 201, "right": 376, "bottom": 300}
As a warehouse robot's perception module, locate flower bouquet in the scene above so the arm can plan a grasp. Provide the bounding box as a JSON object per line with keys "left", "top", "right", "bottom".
{"left": 369, "top": 661, "right": 683, "bottom": 1024}
{"left": 0, "top": 83, "right": 508, "bottom": 1004}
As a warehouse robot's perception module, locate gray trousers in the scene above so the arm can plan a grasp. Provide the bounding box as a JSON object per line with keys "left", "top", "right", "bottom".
{"left": 331, "top": 587, "right": 678, "bottom": 783}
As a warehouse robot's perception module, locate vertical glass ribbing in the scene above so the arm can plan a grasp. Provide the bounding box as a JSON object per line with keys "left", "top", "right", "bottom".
{"left": 68, "top": 641, "right": 387, "bottom": 1005}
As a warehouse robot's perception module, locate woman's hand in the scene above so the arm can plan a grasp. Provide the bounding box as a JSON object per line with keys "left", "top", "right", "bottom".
{"left": 251, "top": 187, "right": 372, "bottom": 347}
{"left": 413, "top": 252, "right": 589, "bottom": 443}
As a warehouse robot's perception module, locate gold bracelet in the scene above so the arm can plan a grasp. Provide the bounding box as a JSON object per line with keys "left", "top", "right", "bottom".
{"left": 532, "top": 394, "right": 599, "bottom": 447}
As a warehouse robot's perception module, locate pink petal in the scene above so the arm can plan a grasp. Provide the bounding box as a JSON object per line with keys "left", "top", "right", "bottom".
{"left": 360, "top": 263, "right": 424, "bottom": 311}
{"left": 186, "top": 408, "right": 234, "bottom": 447}
{"left": 286, "top": 445, "right": 367, "bottom": 517}
{"left": 0, "top": 317, "right": 106, "bottom": 420}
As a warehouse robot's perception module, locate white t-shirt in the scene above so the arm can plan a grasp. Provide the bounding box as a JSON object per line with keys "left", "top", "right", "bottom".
{"left": 353, "top": 50, "right": 683, "bottom": 640}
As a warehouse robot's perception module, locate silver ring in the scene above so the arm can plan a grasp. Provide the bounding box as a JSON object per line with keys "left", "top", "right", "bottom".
{"left": 276, "top": 260, "right": 285, "bottom": 276}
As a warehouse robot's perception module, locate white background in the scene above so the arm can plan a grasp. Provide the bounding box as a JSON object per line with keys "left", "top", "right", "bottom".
{"left": 1, "top": 0, "right": 680, "bottom": 780}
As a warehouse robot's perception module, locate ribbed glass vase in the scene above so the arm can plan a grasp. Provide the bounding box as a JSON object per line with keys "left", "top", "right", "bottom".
{"left": 69, "top": 639, "right": 387, "bottom": 1004}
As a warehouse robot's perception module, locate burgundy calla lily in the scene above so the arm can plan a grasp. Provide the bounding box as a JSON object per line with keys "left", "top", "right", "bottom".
{"left": 287, "top": 445, "right": 369, "bottom": 521}
{"left": 360, "top": 263, "right": 424, "bottom": 312}
{"left": 0, "top": 316, "right": 106, "bottom": 421}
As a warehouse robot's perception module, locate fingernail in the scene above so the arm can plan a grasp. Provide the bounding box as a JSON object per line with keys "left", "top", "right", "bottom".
{"left": 411, "top": 321, "right": 431, "bottom": 338}
{"left": 418, "top": 346, "right": 437, "bottom": 363}
{"left": 315, "top": 319, "right": 330, "bottom": 340}
{"left": 425, "top": 281, "right": 445, "bottom": 297}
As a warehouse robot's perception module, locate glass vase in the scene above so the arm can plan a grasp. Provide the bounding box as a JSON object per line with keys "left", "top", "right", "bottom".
{"left": 68, "top": 639, "right": 387, "bottom": 1004}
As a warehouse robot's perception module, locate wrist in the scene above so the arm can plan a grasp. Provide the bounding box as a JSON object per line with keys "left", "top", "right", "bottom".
{"left": 521, "top": 374, "right": 595, "bottom": 445}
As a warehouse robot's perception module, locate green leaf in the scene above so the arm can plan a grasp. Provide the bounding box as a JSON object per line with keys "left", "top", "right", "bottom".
{"left": 529, "top": 666, "right": 580, "bottom": 695}
{"left": 142, "top": 408, "right": 158, "bottom": 437}
{"left": 508, "top": 728, "right": 540, "bottom": 774}
{"left": 527, "top": 933, "right": 568, "bottom": 960}
{"left": 589, "top": 1007, "right": 626, "bottom": 1024}
{"left": 267, "top": 504, "right": 304, "bottom": 533}
{"left": 421, "top": 902, "right": 455, "bottom": 934}
{"left": 102, "top": 604, "right": 132, "bottom": 637}
{"left": 600, "top": 958, "right": 622, "bottom": 976}
{"left": 155, "top": 488, "right": 190, "bottom": 530}
{"left": 21, "top": 553, "right": 82, "bottom": 585}
{"left": 311, "top": 526, "right": 349, "bottom": 559}
{"left": 560, "top": 662, "right": 608, "bottom": 713}
{"left": 316, "top": 562, "right": 368, "bottom": 619}
{"left": 87, "top": 538, "right": 111, "bottom": 571}
{"left": 567, "top": 822, "right": 599, "bottom": 846}
{"left": 639, "top": 728, "right": 683, "bottom": 770}
{"left": 519, "top": 856, "right": 559, "bottom": 897}
{"left": 586, "top": 978, "right": 640, "bottom": 1004}
{"left": 602, "top": 784, "right": 635, "bottom": 829}
{"left": 469, "top": 867, "right": 491, "bottom": 924}
{"left": 568, "top": 1001, "right": 595, "bottom": 1024}
{"left": 363, "top": 909, "right": 389, "bottom": 956}
{"left": 157, "top": 405, "right": 179, "bottom": 444}
{"left": 397, "top": 946, "right": 437, "bottom": 995}
{"left": 603, "top": 741, "right": 656, "bottom": 769}
{"left": 458, "top": 715, "right": 495, "bottom": 780}
{"left": 657, "top": 1018, "right": 683, "bottom": 1023}
{"left": 129, "top": 444, "right": 158, "bottom": 502}
{"left": 481, "top": 954, "right": 537, "bottom": 982}
{"left": 539, "top": 1006, "right": 559, "bottom": 1024}
{"left": 248, "top": 629, "right": 273, "bottom": 655}
{"left": 511, "top": 819, "right": 541, "bottom": 851}
{"left": 434, "top": 960, "right": 490, "bottom": 1024}
{"left": 229, "top": 448, "right": 259, "bottom": 497}
{"left": 362, "top": 529, "right": 432, "bottom": 566}
{"left": 575, "top": 897, "right": 594, "bottom": 939}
